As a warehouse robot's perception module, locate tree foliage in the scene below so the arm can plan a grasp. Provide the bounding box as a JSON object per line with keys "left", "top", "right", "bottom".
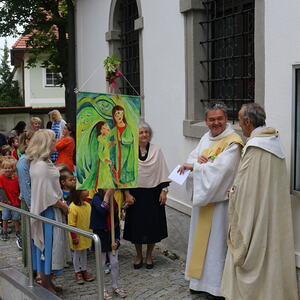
{"left": 0, "top": 40, "right": 22, "bottom": 107}
{"left": 0, "top": 0, "right": 70, "bottom": 87}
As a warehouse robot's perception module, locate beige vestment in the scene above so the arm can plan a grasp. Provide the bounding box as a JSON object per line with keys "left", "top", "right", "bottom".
{"left": 221, "top": 127, "right": 298, "bottom": 300}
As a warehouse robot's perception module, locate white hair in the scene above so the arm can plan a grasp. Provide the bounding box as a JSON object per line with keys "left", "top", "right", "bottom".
{"left": 139, "top": 121, "right": 153, "bottom": 141}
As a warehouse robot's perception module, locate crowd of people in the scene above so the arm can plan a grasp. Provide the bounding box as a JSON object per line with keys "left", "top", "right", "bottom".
{"left": 0, "top": 103, "right": 298, "bottom": 300}
{"left": 0, "top": 110, "right": 170, "bottom": 300}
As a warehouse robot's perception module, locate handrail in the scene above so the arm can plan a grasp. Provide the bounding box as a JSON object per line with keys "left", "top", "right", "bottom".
{"left": 0, "top": 202, "right": 104, "bottom": 300}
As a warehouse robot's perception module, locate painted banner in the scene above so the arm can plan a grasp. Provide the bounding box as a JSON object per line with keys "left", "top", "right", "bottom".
{"left": 76, "top": 91, "right": 141, "bottom": 189}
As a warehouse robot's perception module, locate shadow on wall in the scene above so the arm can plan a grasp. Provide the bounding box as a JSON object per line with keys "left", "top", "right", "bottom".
{"left": 157, "top": 206, "right": 190, "bottom": 260}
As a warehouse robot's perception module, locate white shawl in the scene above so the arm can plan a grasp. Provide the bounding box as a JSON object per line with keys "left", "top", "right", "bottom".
{"left": 30, "top": 160, "right": 62, "bottom": 251}
{"left": 138, "top": 143, "right": 170, "bottom": 188}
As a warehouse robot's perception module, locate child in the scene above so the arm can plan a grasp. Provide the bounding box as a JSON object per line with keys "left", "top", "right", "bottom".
{"left": 8, "top": 137, "right": 19, "bottom": 160}
{"left": 68, "top": 189, "right": 95, "bottom": 284}
{"left": 90, "top": 189, "right": 127, "bottom": 299}
{"left": 59, "top": 169, "right": 76, "bottom": 205}
{"left": 1, "top": 146, "right": 12, "bottom": 158}
{"left": 0, "top": 158, "right": 21, "bottom": 248}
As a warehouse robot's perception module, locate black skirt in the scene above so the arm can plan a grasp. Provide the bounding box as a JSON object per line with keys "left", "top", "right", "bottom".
{"left": 123, "top": 185, "right": 168, "bottom": 244}
{"left": 93, "top": 229, "right": 115, "bottom": 253}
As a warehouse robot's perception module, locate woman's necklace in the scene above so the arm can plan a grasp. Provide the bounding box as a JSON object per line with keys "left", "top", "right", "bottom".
{"left": 140, "top": 147, "right": 147, "bottom": 156}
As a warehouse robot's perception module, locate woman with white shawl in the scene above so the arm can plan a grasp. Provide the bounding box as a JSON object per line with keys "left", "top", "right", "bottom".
{"left": 26, "top": 129, "right": 69, "bottom": 295}
{"left": 124, "top": 122, "right": 170, "bottom": 269}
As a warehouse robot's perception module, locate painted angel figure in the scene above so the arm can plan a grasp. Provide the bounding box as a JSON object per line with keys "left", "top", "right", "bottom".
{"left": 109, "top": 105, "right": 135, "bottom": 187}
{"left": 95, "top": 121, "right": 115, "bottom": 189}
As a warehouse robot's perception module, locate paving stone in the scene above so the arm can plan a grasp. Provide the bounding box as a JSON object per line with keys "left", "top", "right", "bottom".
{"left": 1, "top": 234, "right": 300, "bottom": 299}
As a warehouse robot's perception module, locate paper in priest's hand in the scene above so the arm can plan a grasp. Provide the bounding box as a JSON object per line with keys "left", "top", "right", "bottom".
{"left": 168, "top": 165, "right": 191, "bottom": 185}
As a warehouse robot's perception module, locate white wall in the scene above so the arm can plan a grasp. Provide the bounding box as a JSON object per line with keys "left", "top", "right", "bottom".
{"left": 22, "top": 54, "right": 65, "bottom": 107}
{"left": 264, "top": 0, "right": 300, "bottom": 265}
{"left": 141, "top": 0, "right": 199, "bottom": 211}
{"left": 76, "top": 0, "right": 200, "bottom": 212}
{"left": 75, "top": 0, "right": 110, "bottom": 93}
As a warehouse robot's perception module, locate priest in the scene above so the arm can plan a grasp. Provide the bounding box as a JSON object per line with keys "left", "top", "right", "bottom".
{"left": 179, "top": 102, "right": 243, "bottom": 298}
{"left": 221, "top": 103, "right": 298, "bottom": 300}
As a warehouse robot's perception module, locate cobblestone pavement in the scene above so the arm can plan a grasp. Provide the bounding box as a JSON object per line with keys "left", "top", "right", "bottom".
{"left": 0, "top": 233, "right": 213, "bottom": 300}
{"left": 1, "top": 232, "right": 300, "bottom": 300}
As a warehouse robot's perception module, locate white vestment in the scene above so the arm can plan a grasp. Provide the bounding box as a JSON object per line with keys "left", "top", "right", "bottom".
{"left": 185, "top": 124, "right": 242, "bottom": 296}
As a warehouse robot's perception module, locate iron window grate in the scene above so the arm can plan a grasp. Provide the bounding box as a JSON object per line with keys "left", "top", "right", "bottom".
{"left": 200, "top": 0, "right": 255, "bottom": 120}
{"left": 118, "top": 0, "right": 140, "bottom": 96}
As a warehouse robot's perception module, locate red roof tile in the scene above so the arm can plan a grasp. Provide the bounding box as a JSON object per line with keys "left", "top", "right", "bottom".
{"left": 12, "top": 33, "right": 33, "bottom": 50}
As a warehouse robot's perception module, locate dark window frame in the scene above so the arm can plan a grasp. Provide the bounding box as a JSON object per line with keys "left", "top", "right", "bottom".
{"left": 200, "top": 0, "right": 255, "bottom": 120}
{"left": 292, "top": 66, "right": 300, "bottom": 194}
{"left": 117, "top": 0, "right": 140, "bottom": 96}
{"left": 45, "top": 68, "right": 60, "bottom": 87}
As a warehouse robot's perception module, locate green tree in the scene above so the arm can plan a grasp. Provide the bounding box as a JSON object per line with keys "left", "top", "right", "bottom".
{"left": 0, "top": 40, "right": 22, "bottom": 107}
{"left": 0, "top": 0, "right": 68, "bottom": 85}
{"left": 0, "top": 0, "right": 76, "bottom": 122}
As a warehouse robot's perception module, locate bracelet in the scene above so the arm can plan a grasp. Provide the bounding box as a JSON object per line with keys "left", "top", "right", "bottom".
{"left": 162, "top": 187, "right": 168, "bottom": 193}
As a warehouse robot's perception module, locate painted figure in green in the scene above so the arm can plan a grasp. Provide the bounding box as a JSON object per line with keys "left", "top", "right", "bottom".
{"left": 96, "top": 121, "right": 115, "bottom": 188}
{"left": 110, "top": 105, "right": 135, "bottom": 186}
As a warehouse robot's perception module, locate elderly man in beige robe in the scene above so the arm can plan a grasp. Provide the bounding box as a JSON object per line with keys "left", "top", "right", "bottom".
{"left": 221, "top": 103, "right": 298, "bottom": 300}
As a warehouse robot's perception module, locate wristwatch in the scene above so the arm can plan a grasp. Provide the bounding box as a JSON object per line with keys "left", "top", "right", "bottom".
{"left": 162, "top": 187, "right": 169, "bottom": 193}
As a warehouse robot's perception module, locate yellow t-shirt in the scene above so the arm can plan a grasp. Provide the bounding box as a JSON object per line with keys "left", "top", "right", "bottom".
{"left": 68, "top": 202, "right": 92, "bottom": 250}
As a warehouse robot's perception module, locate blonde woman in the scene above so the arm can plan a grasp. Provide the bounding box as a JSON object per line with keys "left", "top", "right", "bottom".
{"left": 48, "top": 110, "right": 66, "bottom": 162}
{"left": 30, "top": 117, "right": 42, "bottom": 132}
{"left": 26, "top": 129, "right": 69, "bottom": 295}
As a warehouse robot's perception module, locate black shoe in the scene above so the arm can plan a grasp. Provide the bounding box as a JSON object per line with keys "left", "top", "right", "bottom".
{"left": 146, "top": 263, "right": 154, "bottom": 269}
{"left": 189, "top": 289, "right": 206, "bottom": 295}
{"left": 133, "top": 260, "right": 143, "bottom": 269}
{"left": 207, "top": 296, "right": 225, "bottom": 300}
{"left": 1, "top": 232, "right": 9, "bottom": 241}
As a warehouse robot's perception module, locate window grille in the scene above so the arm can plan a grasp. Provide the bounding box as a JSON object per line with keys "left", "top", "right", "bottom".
{"left": 45, "top": 69, "right": 60, "bottom": 87}
{"left": 118, "top": 0, "right": 140, "bottom": 95}
{"left": 200, "top": 0, "right": 255, "bottom": 120}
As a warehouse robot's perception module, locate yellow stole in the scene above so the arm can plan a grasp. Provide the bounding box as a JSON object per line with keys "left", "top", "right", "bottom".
{"left": 187, "top": 133, "right": 243, "bottom": 279}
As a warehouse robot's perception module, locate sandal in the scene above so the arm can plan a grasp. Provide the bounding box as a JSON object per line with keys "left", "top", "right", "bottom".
{"left": 104, "top": 289, "right": 112, "bottom": 300}
{"left": 35, "top": 275, "right": 42, "bottom": 285}
{"left": 75, "top": 272, "right": 84, "bottom": 285}
{"left": 113, "top": 287, "right": 127, "bottom": 298}
{"left": 53, "top": 284, "right": 63, "bottom": 293}
{"left": 81, "top": 270, "right": 95, "bottom": 282}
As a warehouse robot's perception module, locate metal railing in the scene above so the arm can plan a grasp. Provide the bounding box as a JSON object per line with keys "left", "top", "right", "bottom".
{"left": 0, "top": 202, "right": 104, "bottom": 300}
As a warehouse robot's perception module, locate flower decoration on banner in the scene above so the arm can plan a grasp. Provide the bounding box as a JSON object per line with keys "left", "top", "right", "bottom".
{"left": 104, "top": 54, "right": 121, "bottom": 91}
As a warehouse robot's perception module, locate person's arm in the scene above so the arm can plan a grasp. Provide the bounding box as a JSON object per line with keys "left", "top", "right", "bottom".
{"left": 91, "top": 194, "right": 110, "bottom": 217}
{"left": 124, "top": 190, "right": 135, "bottom": 205}
{"left": 55, "top": 138, "right": 70, "bottom": 151}
{"left": 68, "top": 206, "right": 79, "bottom": 245}
{"left": 192, "top": 143, "right": 242, "bottom": 206}
{"left": 53, "top": 199, "right": 69, "bottom": 215}
{"left": 0, "top": 188, "right": 9, "bottom": 204}
{"left": 16, "top": 160, "right": 31, "bottom": 208}
{"left": 120, "top": 127, "right": 134, "bottom": 145}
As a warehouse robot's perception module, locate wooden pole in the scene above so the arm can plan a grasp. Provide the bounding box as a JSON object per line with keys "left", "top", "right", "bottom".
{"left": 106, "top": 81, "right": 116, "bottom": 255}
{"left": 110, "top": 193, "right": 116, "bottom": 256}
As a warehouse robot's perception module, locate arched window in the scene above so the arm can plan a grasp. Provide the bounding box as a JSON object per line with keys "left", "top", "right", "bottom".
{"left": 107, "top": 0, "right": 142, "bottom": 96}
{"left": 118, "top": 0, "right": 140, "bottom": 95}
